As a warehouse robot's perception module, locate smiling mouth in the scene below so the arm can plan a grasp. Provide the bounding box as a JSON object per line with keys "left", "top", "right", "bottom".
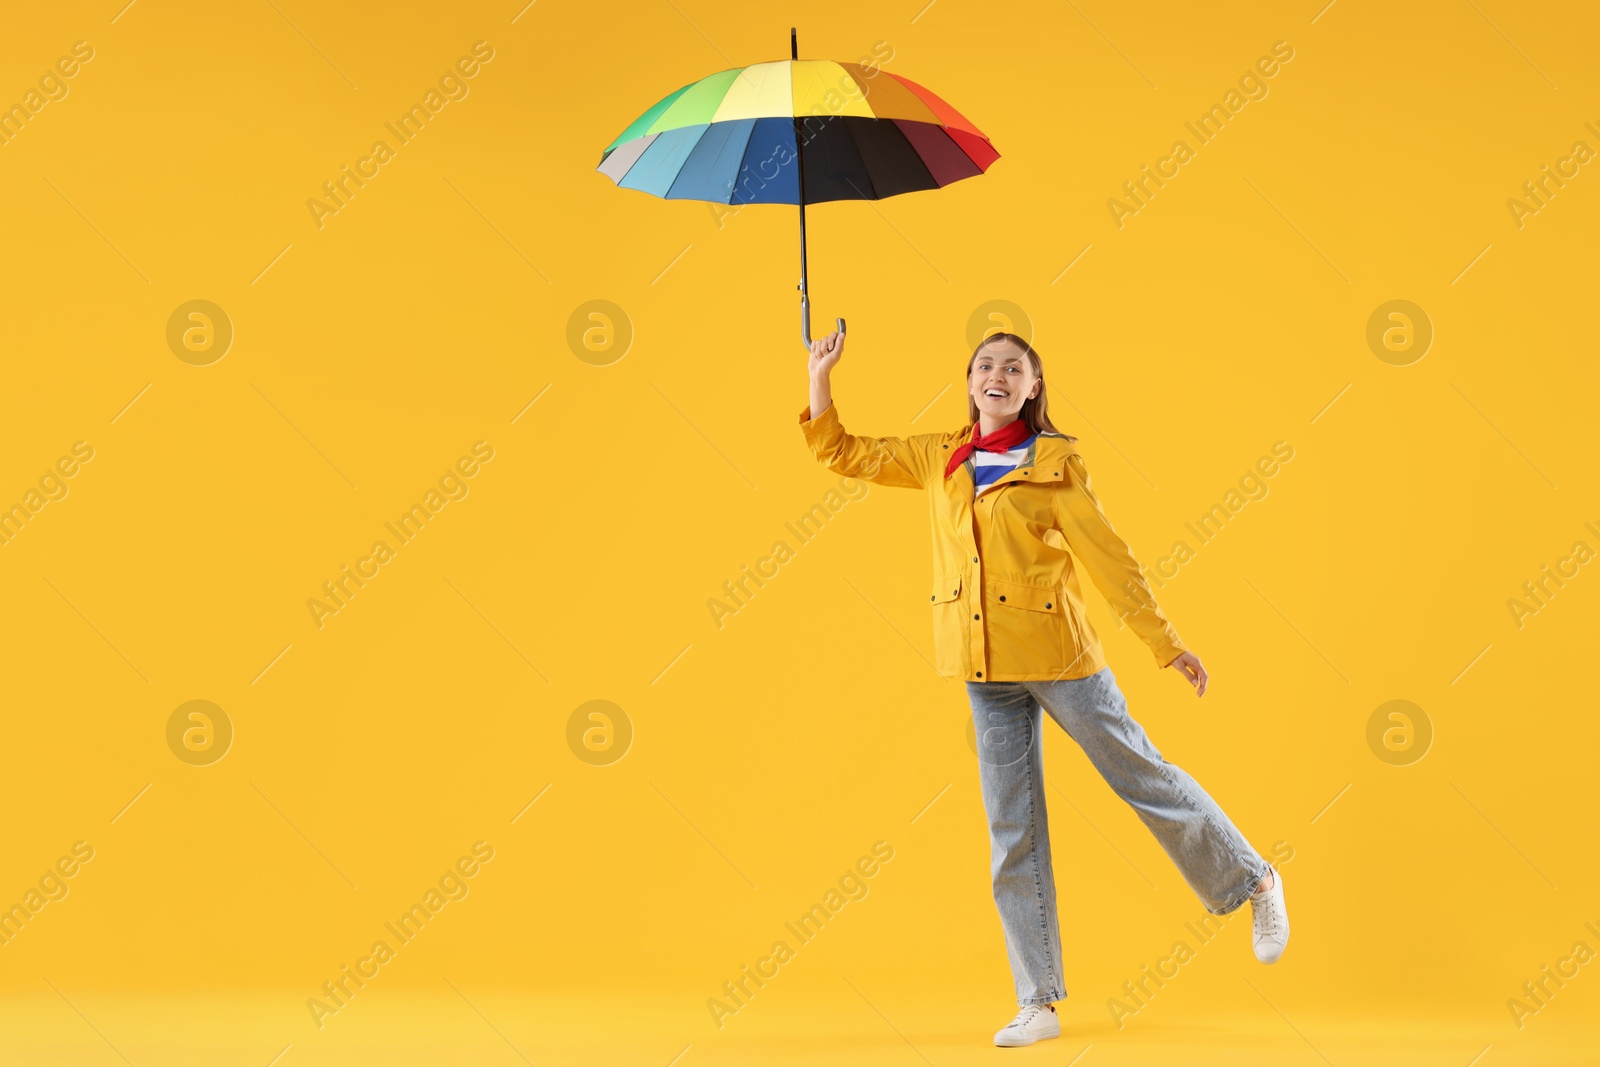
{"left": 984, "top": 389, "right": 1008, "bottom": 398}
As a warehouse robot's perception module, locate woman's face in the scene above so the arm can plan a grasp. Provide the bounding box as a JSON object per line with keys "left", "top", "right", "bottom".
{"left": 969, "top": 339, "right": 1039, "bottom": 422}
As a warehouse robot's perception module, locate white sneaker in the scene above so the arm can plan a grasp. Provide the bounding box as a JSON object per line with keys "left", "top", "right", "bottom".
{"left": 994, "top": 1003, "right": 1060, "bottom": 1047}
{"left": 1249, "top": 867, "right": 1290, "bottom": 963}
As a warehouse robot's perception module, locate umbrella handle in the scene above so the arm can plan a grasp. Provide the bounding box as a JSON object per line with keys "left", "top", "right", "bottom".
{"left": 800, "top": 296, "right": 846, "bottom": 352}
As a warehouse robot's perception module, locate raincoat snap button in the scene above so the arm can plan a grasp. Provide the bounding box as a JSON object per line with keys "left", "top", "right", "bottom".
{"left": 976, "top": 671, "right": 982, "bottom": 678}
{"left": 1046, "top": 602, "right": 1053, "bottom": 609}
{"left": 999, "top": 595, "right": 1007, "bottom": 602}
{"left": 973, "top": 613, "right": 979, "bottom": 620}
{"left": 930, "top": 595, "right": 935, "bottom": 601}
{"left": 972, "top": 556, "right": 978, "bottom": 562}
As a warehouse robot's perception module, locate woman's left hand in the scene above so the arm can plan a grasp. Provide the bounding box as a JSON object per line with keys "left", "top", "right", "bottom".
{"left": 1165, "top": 651, "right": 1208, "bottom": 698}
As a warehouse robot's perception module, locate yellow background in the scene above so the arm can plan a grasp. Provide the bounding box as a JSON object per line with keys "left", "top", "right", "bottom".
{"left": 1, "top": 0, "right": 1597, "bottom": 1063}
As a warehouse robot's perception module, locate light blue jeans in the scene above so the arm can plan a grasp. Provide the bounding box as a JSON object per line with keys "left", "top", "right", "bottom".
{"left": 967, "top": 667, "right": 1270, "bottom": 1006}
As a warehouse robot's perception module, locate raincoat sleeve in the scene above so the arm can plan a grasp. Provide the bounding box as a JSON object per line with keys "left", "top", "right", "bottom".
{"left": 798, "top": 402, "right": 932, "bottom": 490}
{"left": 1053, "top": 452, "right": 1188, "bottom": 667}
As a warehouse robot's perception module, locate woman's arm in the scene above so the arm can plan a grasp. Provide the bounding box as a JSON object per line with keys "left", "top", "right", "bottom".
{"left": 1053, "top": 451, "right": 1205, "bottom": 693}
{"left": 808, "top": 336, "right": 837, "bottom": 420}
{"left": 800, "top": 331, "right": 932, "bottom": 489}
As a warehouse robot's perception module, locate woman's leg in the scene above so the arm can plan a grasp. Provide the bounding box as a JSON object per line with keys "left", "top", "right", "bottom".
{"left": 966, "top": 681, "right": 1068, "bottom": 1006}
{"left": 1025, "top": 667, "right": 1271, "bottom": 916}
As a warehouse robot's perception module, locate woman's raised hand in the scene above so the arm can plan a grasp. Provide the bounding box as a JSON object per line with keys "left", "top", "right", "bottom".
{"left": 808, "top": 329, "right": 845, "bottom": 378}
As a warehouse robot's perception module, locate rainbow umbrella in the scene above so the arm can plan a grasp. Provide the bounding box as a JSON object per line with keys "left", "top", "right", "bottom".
{"left": 597, "top": 29, "right": 999, "bottom": 351}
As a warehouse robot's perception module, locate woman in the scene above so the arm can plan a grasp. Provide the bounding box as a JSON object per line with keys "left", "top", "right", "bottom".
{"left": 798, "top": 328, "right": 1290, "bottom": 1047}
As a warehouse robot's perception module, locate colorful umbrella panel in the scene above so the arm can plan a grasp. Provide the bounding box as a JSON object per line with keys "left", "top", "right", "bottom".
{"left": 597, "top": 59, "right": 999, "bottom": 205}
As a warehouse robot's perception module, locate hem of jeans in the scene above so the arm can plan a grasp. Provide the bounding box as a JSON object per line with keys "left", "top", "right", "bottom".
{"left": 1212, "top": 860, "right": 1274, "bottom": 916}
{"left": 1019, "top": 992, "right": 1067, "bottom": 1006}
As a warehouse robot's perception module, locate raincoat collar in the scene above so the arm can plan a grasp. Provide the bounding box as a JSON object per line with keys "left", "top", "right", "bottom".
{"left": 949, "top": 422, "right": 1079, "bottom": 489}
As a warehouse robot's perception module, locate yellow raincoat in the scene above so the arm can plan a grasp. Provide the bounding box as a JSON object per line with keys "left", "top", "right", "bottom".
{"left": 799, "top": 402, "right": 1187, "bottom": 682}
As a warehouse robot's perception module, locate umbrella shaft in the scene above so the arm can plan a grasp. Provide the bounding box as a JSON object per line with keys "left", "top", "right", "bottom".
{"left": 795, "top": 111, "right": 811, "bottom": 347}
{"left": 794, "top": 23, "right": 806, "bottom": 311}
{"left": 792, "top": 29, "right": 843, "bottom": 350}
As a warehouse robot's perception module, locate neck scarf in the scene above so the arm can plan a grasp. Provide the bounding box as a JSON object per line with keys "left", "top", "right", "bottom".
{"left": 945, "top": 417, "right": 1033, "bottom": 479}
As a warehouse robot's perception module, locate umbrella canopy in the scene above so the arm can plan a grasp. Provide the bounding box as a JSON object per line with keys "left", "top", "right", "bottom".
{"left": 597, "top": 31, "right": 999, "bottom": 350}
{"left": 597, "top": 60, "right": 999, "bottom": 204}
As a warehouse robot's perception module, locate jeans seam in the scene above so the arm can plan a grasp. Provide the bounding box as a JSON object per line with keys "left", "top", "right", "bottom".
{"left": 1143, "top": 739, "right": 1259, "bottom": 909}
{"left": 1024, "top": 714, "right": 1061, "bottom": 997}
{"left": 1101, "top": 673, "right": 1264, "bottom": 915}
{"left": 1020, "top": 681, "right": 1067, "bottom": 1003}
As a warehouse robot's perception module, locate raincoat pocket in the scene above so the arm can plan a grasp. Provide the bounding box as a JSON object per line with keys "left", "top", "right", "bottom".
{"left": 988, "top": 578, "right": 1058, "bottom": 613}
{"left": 984, "top": 577, "right": 1068, "bottom": 677}
{"left": 930, "top": 574, "right": 965, "bottom": 675}
{"left": 931, "top": 575, "right": 962, "bottom": 604}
